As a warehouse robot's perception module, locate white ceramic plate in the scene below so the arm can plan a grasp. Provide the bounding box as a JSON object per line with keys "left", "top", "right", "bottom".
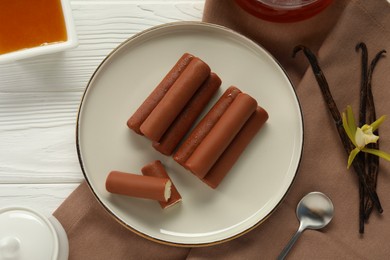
{"left": 77, "top": 22, "right": 303, "bottom": 246}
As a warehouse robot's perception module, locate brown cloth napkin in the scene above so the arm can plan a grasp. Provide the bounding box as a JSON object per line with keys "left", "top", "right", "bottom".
{"left": 54, "top": 0, "right": 390, "bottom": 258}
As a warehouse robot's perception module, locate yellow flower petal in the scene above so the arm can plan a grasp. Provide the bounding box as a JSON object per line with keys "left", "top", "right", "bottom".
{"left": 371, "top": 115, "right": 386, "bottom": 132}
{"left": 348, "top": 148, "right": 360, "bottom": 169}
{"left": 342, "top": 112, "right": 356, "bottom": 146}
{"left": 362, "top": 148, "right": 390, "bottom": 162}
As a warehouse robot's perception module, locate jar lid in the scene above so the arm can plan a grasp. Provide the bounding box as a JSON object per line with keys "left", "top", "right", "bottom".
{"left": 0, "top": 207, "right": 59, "bottom": 260}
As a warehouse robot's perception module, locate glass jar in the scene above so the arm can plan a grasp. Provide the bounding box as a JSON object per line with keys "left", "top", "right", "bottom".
{"left": 234, "top": 0, "right": 333, "bottom": 23}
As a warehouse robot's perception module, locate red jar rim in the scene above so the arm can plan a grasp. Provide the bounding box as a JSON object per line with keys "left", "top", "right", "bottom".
{"left": 234, "top": 0, "right": 333, "bottom": 23}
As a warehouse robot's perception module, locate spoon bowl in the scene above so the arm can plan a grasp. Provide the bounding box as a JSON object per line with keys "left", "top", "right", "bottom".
{"left": 297, "top": 191, "right": 334, "bottom": 229}
{"left": 277, "top": 192, "right": 334, "bottom": 260}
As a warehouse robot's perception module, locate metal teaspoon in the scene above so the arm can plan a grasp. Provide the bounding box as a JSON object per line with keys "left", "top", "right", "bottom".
{"left": 277, "top": 191, "right": 334, "bottom": 260}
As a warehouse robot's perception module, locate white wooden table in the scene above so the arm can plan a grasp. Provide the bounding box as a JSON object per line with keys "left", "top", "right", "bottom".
{"left": 0, "top": 0, "right": 204, "bottom": 215}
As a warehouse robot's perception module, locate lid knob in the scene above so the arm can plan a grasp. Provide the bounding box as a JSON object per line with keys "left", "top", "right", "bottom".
{"left": 0, "top": 236, "right": 20, "bottom": 259}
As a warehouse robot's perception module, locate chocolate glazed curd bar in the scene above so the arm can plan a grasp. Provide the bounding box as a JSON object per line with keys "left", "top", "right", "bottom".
{"left": 202, "top": 106, "right": 269, "bottom": 188}
{"left": 139, "top": 57, "right": 211, "bottom": 142}
{"left": 173, "top": 86, "right": 242, "bottom": 165}
{"left": 152, "top": 72, "right": 221, "bottom": 155}
{"left": 106, "top": 171, "right": 171, "bottom": 202}
{"left": 141, "top": 160, "right": 182, "bottom": 209}
{"left": 127, "top": 53, "right": 194, "bottom": 134}
{"left": 184, "top": 93, "right": 258, "bottom": 179}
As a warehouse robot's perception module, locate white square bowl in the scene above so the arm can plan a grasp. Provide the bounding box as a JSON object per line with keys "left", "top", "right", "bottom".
{"left": 0, "top": 0, "right": 78, "bottom": 63}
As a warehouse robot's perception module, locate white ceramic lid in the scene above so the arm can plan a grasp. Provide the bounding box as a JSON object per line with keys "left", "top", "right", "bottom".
{"left": 0, "top": 207, "right": 59, "bottom": 260}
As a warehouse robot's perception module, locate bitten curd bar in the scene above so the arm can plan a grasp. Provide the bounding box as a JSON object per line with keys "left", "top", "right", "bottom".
{"left": 141, "top": 160, "right": 182, "bottom": 209}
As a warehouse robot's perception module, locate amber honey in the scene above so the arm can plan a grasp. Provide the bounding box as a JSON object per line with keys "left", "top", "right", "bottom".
{"left": 0, "top": 0, "right": 67, "bottom": 55}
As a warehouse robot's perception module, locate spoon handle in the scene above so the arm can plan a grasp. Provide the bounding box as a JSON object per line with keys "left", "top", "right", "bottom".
{"left": 277, "top": 226, "right": 304, "bottom": 260}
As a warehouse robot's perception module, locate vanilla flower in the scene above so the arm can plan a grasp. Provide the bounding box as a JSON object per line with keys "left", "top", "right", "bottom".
{"left": 342, "top": 105, "right": 390, "bottom": 168}
{"left": 355, "top": 125, "right": 379, "bottom": 149}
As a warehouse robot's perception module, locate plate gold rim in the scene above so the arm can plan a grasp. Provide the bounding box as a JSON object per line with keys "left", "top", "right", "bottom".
{"left": 75, "top": 21, "right": 304, "bottom": 247}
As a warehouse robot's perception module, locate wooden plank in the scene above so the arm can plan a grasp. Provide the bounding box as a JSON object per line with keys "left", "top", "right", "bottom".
{"left": 0, "top": 124, "right": 83, "bottom": 183}
{"left": 0, "top": 183, "right": 80, "bottom": 214}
